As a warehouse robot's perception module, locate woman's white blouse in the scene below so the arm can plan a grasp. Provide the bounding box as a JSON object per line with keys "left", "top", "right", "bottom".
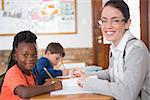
{"left": 83, "top": 30, "right": 150, "bottom": 100}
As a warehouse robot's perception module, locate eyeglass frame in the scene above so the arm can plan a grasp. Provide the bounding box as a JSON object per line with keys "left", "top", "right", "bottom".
{"left": 97, "top": 18, "right": 126, "bottom": 27}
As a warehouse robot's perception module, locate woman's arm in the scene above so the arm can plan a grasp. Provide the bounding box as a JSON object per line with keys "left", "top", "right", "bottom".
{"left": 96, "top": 69, "right": 110, "bottom": 80}
{"left": 83, "top": 46, "right": 148, "bottom": 100}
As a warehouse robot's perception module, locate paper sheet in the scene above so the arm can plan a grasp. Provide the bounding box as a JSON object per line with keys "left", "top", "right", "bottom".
{"left": 60, "top": 62, "right": 86, "bottom": 69}
{"left": 50, "top": 78, "right": 92, "bottom": 95}
{"left": 56, "top": 75, "right": 72, "bottom": 79}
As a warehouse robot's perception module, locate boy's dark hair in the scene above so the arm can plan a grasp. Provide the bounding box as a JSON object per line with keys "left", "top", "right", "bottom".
{"left": 104, "top": 0, "right": 130, "bottom": 22}
{"left": 45, "top": 42, "right": 65, "bottom": 57}
{"left": 0, "top": 30, "right": 37, "bottom": 91}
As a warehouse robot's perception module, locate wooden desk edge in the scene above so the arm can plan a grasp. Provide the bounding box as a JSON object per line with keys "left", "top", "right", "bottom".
{"left": 31, "top": 93, "right": 114, "bottom": 100}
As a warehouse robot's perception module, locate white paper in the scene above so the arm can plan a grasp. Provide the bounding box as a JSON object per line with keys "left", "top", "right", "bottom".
{"left": 56, "top": 74, "right": 73, "bottom": 79}
{"left": 50, "top": 78, "right": 92, "bottom": 95}
{"left": 60, "top": 62, "right": 86, "bottom": 69}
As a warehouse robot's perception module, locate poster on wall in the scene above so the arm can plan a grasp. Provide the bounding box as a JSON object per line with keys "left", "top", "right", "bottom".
{"left": 0, "top": 0, "right": 76, "bottom": 36}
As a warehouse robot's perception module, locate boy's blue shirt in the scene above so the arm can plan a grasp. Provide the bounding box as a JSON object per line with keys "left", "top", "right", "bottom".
{"left": 32, "top": 57, "right": 62, "bottom": 85}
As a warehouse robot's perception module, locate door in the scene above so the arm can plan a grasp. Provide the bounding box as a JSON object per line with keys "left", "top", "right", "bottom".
{"left": 92, "top": 0, "right": 110, "bottom": 69}
{"left": 140, "top": 0, "right": 149, "bottom": 50}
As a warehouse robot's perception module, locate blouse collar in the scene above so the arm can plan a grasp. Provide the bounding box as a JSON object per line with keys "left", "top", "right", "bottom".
{"left": 110, "top": 30, "right": 134, "bottom": 53}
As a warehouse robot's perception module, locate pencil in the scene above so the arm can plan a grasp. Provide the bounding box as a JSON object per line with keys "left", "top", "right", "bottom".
{"left": 60, "top": 60, "right": 65, "bottom": 69}
{"left": 2, "top": 0, "right": 4, "bottom": 11}
{"left": 43, "top": 67, "right": 55, "bottom": 83}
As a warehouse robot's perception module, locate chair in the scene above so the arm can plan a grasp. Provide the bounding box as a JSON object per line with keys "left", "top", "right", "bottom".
{"left": 0, "top": 63, "right": 7, "bottom": 85}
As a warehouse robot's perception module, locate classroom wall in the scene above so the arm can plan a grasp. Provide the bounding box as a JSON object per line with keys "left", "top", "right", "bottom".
{"left": 0, "top": 0, "right": 141, "bottom": 50}
{"left": 0, "top": 0, "right": 93, "bottom": 50}
{"left": 0, "top": 0, "right": 143, "bottom": 65}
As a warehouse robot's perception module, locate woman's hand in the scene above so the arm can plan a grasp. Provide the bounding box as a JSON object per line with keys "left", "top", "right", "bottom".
{"left": 77, "top": 73, "right": 88, "bottom": 88}
{"left": 71, "top": 68, "right": 84, "bottom": 77}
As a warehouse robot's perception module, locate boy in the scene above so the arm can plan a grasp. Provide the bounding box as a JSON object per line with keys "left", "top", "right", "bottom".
{"left": 32, "top": 42, "right": 68, "bottom": 85}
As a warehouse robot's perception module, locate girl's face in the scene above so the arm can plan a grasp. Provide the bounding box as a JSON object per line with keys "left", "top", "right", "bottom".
{"left": 100, "top": 6, "right": 131, "bottom": 46}
{"left": 46, "top": 51, "right": 61, "bottom": 66}
{"left": 15, "top": 42, "right": 37, "bottom": 71}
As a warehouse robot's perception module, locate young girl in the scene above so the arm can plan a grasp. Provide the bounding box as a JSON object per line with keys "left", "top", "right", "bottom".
{"left": 0, "top": 31, "right": 62, "bottom": 99}
{"left": 77, "top": 1, "right": 150, "bottom": 100}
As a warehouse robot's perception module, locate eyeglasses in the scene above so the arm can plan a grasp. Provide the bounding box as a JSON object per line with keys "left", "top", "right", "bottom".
{"left": 97, "top": 18, "right": 125, "bottom": 27}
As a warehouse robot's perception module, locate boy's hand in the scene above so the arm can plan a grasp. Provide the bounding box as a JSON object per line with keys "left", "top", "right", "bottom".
{"left": 62, "top": 69, "right": 69, "bottom": 76}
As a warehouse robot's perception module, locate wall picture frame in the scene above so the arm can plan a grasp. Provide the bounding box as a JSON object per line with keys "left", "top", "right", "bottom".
{"left": 0, "top": 0, "right": 77, "bottom": 36}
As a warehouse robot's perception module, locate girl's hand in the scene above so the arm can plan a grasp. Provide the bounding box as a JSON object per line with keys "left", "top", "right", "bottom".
{"left": 77, "top": 73, "right": 88, "bottom": 88}
{"left": 44, "top": 79, "right": 62, "bottom": 91}
{"left": 53, "top": 80, "right": 62, "bottom": 91}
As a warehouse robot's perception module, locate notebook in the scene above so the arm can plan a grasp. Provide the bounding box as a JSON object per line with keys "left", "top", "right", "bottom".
{"left": 50, "top": 77, "right": 94, "bottom": 95}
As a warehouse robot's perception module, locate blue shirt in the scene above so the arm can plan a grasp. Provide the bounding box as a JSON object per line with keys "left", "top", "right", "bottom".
{"left": 32, "top": 57, "right": 62, "bottom": 85}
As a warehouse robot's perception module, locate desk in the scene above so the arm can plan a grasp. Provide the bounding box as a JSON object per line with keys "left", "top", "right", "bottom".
{"left": 31, "top": 73, "right": 114, "bottom": 100}
{"left": 31, "top": 93, "right": 114, "bottom": 100}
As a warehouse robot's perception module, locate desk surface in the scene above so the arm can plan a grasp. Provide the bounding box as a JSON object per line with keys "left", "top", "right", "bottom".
{"left": 31, "top": 75, "right": 114, "bottom": 100}
{"left": 31, "top": 93, "right": 114, "bottom": 100}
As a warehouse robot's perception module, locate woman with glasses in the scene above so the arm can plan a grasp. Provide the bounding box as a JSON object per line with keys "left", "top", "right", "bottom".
{"left": 77, "top": 0, "right": 150, "bottom": 100}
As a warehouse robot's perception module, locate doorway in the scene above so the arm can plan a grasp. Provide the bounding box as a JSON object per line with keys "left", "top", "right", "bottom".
{"left": 92, "top": 0, "right": 110, "bottom": 69}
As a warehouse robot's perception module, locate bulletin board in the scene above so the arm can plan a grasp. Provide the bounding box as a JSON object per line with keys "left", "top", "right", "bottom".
{"left": 0, "top": 0, "right": 76, "bottom": 36}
